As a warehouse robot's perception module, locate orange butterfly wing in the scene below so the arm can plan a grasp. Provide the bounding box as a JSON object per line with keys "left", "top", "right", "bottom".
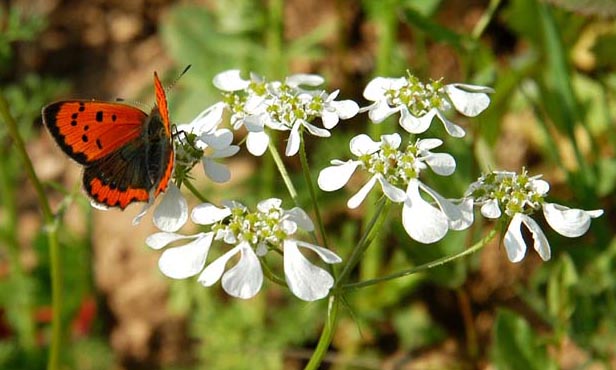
{"left": 152, "top": 72, "right": 174, "bottom": 197}
{"left": 42, "top": 101, "right": 147, "bottom": 164}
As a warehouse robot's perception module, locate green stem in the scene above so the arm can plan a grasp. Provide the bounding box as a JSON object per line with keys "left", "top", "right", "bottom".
{"left": 268, "top": 139, "right": 299, "bottom": 204}
{"left": 260, "top": 256, "right": 287, "bottom": 287}
{"left": 0, "top": 93, "right": 61, "bottom": 370}
{"left": 303, "top": 295, "right": 339, "bottom": 370}
{"left": 0, "top": 149, "right": 36, "bottom": 351}
{"left": 298, "top": 131, "right": 329, "bottom": 249}
{"left": 471, "top": 0, "right": 502, "bottom": 40}
{"left": 266, "top": 0, "right": 285, "bottom": 78}
{"left": 336, "top": 198, "right": 390, "bottom": 286}
{"left": 182, "top": 179, "right": 209, "bottom": 203}
{"left": 341, "top": 228, "right": 498, "bottom": 290}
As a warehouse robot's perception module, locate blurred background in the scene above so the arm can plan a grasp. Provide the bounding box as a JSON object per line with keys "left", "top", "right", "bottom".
{"left": 1, "top": 0, "right": 615, "bottom": 369}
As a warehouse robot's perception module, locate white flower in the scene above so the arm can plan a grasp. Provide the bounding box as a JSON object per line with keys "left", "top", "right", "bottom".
{"left": 318, "top": 133, "right": 470, "bottom": 243}
{"left": 175, "top": 103, "right": 240, "bottom": 183}
{"left": 467, "top": 170, "right": 603, "bottom": 262}
{"left": 362, "top": 74, "right": 493, "bottom": 137}
{"left": 147, "top": 198, "right": 342, "bottom": 300}
{"left": 212, "top": 70, "right": 359, "bottom": 157}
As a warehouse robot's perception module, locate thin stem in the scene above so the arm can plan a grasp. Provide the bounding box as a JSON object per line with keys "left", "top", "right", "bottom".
{"left": 182, "top": 179, "right": 209, "bottom": 203}
{"left": 268, "top": 140, "right": 299, "bottom": 204}
{"left": 260, "top": 256, "right": 287, "bottom": 287}
{"left": 336, "top": 198, "right": 390, "bottom": 286}
{"left": 266, "top": 0, "right": 285, "bottom": 78}
{"left": 0, "top": 93, "right": 61, "bottom": 370}
{"left": 298, "top": 131, "right": 328, "bottom": 249}
{"left": 341, "top": 228, "right": 498, "bottom": 290}
{"left": 471, "top": 0, "right": 502, "bottom": 40}
{"left": 0, "top": 150, "right": 36, "bottom": 351}
{"left": 303, "top": 295, "right": 339, "bottom": 370}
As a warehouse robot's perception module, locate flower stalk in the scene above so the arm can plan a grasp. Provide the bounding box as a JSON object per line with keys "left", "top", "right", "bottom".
{"left": 0, "top": 93, "right": 62, "bottom": 370}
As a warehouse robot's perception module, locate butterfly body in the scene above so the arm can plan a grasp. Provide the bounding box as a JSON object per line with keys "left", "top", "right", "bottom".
{"left": 42, "top": 73, "right": 174, "bottom": 209}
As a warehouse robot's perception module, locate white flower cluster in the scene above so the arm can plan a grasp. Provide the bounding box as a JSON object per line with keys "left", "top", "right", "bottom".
{"left": 141, "top": 69, "right": 603, "bottom": 303}
{"left": 147, "top": 198, "right": 341, "bottom": 301}
{"left": 362, "top": 73, "right": 493, "bottom": 137}
{"left": 212, "top": 70, "right": 359, "bottom": 156}
{"left": 318, "top": 133, "right": 472, "bottom": 243}
{"left": 466, "top": 170, "right": 603, "bottom": 262}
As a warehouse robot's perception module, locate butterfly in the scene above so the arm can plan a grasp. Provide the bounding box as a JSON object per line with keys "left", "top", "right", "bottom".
{"left": 42, "top": 72, "right": 175, "bottom": 210}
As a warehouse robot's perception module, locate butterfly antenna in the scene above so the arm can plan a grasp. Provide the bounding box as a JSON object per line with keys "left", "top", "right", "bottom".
{"left": 165, "top": 65, "right": 192, "bottom": 92}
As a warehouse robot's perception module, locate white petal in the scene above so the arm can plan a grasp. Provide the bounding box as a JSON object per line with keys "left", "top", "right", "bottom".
{"left": 520, "top": 214, "right": 551, "bottom": 261}
{"left": 368, "top": 100, "right": 400, "bottom": 123}
{"left": 246, "top": 131, "right": 269, "bottom": 156}
{"left": 504, "top": 214, "right": 527, "bottom": 263}
{"left": 243, "top": 114, "right": 265, "bottom": 132}
{"left": 347, "top": 175, "right": 378, "bottom": 209}
{"left": 131, "top": 199, "right": 152, "bottom": 225}
{"left": 302, "top": 121, "right": 331, "bottom": 138}
{"left": 191, "top": 203, "right": 232, "bottom": 225}
{"left": 444, "top": 84, "right": 493, "bottom": 117}
{"left": 200, "top": 128, "right": 233, "bottom": 150}
{"left": 416, "top": 138, "right": 443, "bottom": 151}
{"left": 198, "top": 244, "right": 242, "bottom": 286}
{"left": 376, "top": 175, "right": 406, "bottom": 203}
{"left": 146, "top": 232, "right": 200, "bottom": 250}
{"left": 284, "top": 240, "right": 335, "bottom": 301}
{"left": 416, "top": 181, "right": 474, "bottom": 231}
{"left": 153, "top": 183, "right": 188, "bottom": 232}
{"left": 285, "top": 124, "right": 301, "bottom": 156}
{"left": 213, "top": 69, "right": 250, "bottom": 91}
{"left": 380, "top": 133, "right": 402, "bottom": 149}
{"left": 434, "top": 110, "right": 466, "bottom": 137}
{"left": 220, "top": 244, "right": 263, "bottom": 299}
{"left": 286, "top": 74, "right": 324, "bottom": 87}
{"left": 448, "top": 197, "right": 474, "bottom": 231}
{"left": 317, "top": 160, "right": 360, "bottom": 191}
{"left": 202, "top": 158, "right": 231, "bottom": 183}
{"left": 350, "top": 134, "right": 381, "bottom": 156}
{"left": 543, "top": 203, "right": 603, "bottom": 238}
{"left": 321, "top": 109, "right": 340, "bottom": 129}
{"left": 363, "top": 77, "right": 406, "bottom": 101}
{"left": 331, "top": 99, "right": 359, "bottom": 120}
{"left": 424, "top": 153, "right": 456, "bottom": 176}
{"left": 531, "top": 178, "right": 550, "bottom": 195}
{"left": 257, "top": 198, "right": 282, "bottom": 212}
{"left": 401, "top": 180, "right": 449, "bottom": 243}
{"left": 481, "top": 199, "right": 502, "bottom": 219}
{"left": 286, "top": 207, "right": 314, "bottom": 231}
{"left": 281, "top": 219, "right": 298, "bottom": 235}
{"left": 187, "top": 102, "right": 225, "bottom": 134}
{"left": 399, "top": 108, "right": 435, "bottom": 134}
{"left": 295, "top": 240, "right": 342, "bottom": 264}
{"left": 210, "top": 145, "right": 240, "bottom": 159}
{"left": 158, "top": 233, "right": 213, "bottom": 279}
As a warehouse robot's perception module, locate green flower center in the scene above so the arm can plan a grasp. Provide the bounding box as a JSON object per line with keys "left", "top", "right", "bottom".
{"left": 212, "top": 204, "right": 289, "bottom": 249}
{"left": 384, "top": 74, "right": 447, "bottom": 116}
{"left": 358, "top": 140, "right": 423, "bottom": 188}
{"left": 471, "top": 169, "right": 546, "bottom": 216}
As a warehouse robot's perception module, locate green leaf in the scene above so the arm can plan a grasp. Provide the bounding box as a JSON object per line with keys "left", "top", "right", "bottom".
{"left": 492, "top": 309, "right": 557, "bottom": 370}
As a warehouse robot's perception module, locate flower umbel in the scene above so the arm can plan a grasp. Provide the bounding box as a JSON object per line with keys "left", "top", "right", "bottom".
{"left": 318, "top": 133, "right": 472, "bottom": 243}
{"left": 467, "top": 169, "right": 604, "bottom": 262}
{"left": 362, "top": 73, "right": 493, "bottom": 137}
{"left": 212, "top": 70, "right": 359, "bottom": 156}
{"left": 147, "top": 198, "right": 341, "bottom": 301}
